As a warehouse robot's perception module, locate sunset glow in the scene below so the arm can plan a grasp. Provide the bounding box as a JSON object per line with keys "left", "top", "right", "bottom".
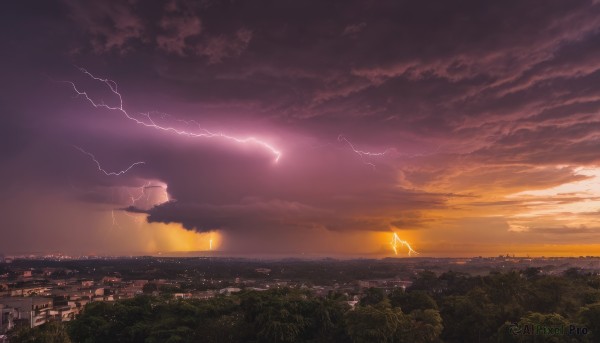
{"left": 2, "top": 1, "right": 600, "bottom": 257}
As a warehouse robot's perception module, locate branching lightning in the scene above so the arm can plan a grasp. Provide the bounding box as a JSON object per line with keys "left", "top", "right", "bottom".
{"left": 62, "top": 68, "right": 282, "bottom": 162}
{"left": 391, "top": 232, "right": 418, "bottom": 256}
{"left": 338, "top": 135, "right": 392, "bottom": 168}
{"left": 127, "top": 182, "right": 170, "bottom": 208}
{"left": 117, "top": 182, "right": 171, "bottom": 225}
{"left": 74, "top": 146, "right": 145, "bottom": 176}
{"left": 127, "top": 181, "right": 152, "bottom": 206}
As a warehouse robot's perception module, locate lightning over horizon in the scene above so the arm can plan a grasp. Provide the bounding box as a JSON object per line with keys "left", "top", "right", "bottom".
{"left": 391, "top": 232, "right": 418, "bottom": 256}
{"left": 62, "top": 68, "right": 282, "bottom": 162}
{"left": 7, "top": 0, "right": 600, "bottom": 259}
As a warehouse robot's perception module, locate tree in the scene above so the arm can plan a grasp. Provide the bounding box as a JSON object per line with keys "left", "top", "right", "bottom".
{"left": 193, "top": 312, "right": 247, "bottom": 343}
{"left": 345, "top": 305, "right": 408, "bottom": 343}
{"left": 142, "top": 283, "right": 158, "bottom": 294}
{"left": 563, "top": 268, "right": 583, "bottom": 279}
{"left": 240, "top": 289, "right": 315, "bottom": 342}
{"left": 525, "top": 276, "right": 572, "bottom": 314}
{"left": 9, "top": 321, "right": 71, "bottom": 343}
{"left": 578, "top": 302, "right": 600, "bottom": 342}
{"left": 390, "top": 289, "right": 438, "bottom": 313}
{"left": 522, "top": 267, "right": 542, "bottom": 280}
{"left": 406, "top": 309, "right": 443, "bottom": 343}
{"left": 409, "top": 271, "right": 442, "bottom": 294}
{"left": 439, "top": 271, "right": 479, "bottom": 295}
{"left": 440, "top": 288, "right": 500, "bottom": 342}
{"left": 68, "top": 296, "right": 156, "bottom": 343}
{"left": 359, "top": 288, "right": 386, "bottom": 306}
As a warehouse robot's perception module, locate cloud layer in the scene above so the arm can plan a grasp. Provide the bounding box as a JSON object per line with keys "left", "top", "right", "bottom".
{"left": 1, "top": 0, "right": 600, "bottom": 255}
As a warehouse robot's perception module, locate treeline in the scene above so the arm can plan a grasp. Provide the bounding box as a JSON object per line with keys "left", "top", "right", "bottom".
{"left": 5, "top": 258, "right": 415, "bottom": 285}
{"left": 9, "top": 268, "right": 600, "bottom": 342}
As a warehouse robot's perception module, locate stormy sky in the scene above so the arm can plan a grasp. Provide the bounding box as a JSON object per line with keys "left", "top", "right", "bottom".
{"left": 2, "top": 0, "right": 600, "bottom": 256}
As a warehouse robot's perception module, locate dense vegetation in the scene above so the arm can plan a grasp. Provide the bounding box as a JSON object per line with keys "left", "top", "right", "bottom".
{"left": 9, "top": 268, "right": 600, "bottom": 342}
{"left": 6, "top": 258, "right": 416, "bottom": 285}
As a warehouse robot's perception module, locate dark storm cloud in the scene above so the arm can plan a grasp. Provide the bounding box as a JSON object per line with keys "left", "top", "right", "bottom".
{"left": 122, "top": 141, "right": 452, "bottom": 233}
{"left": 63, "top": 1, "right": 146, "bottom": 54}
{"left": 141, "top": 187, "right": 450, "bottom": 233}
{"left": 3, "top": 0, "right": 600, "bottom": 254}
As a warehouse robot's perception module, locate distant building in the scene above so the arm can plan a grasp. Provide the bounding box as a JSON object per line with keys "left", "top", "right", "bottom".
{"left": 219, "top": 287, "right": 241, "bottom": 295}
{"left": 174, "top": 293, "right": 192, "bottom": 299}
{"left": 102, "top": 276, "right": 122, "bottom": 284}
{"left": 10, "top": 287, "right": 51, "bottom": 297}
{"left": 42, "top": 268, "right": 57, "bottom": 277}
{"left": 0, "top": 297, "right": 53, "bottom": 328}
{"left": 386, "top": 280, "right": 413, "bottom": 290}
{"left": 193, "top": 290, "right": 216, "bottom": 299}
{"left": 255, "top": 268, "right": 271, "bottom": 275}
{"left": 358, "top": 279, "right": 413, "bottom": 290}
{"left": 48, "top": 305, "right": 78, "bottom": 322}
{"left": 358, "top": 280, "right": 379, "bottom": 288}
{"left": 132, "top": 280, "right": 149, "bottom": 287}
{"left": 1, "top": 304, "right": 17, "bottom": 333}
{"left": 81, "top": 280, "right": 94, "bottom": 288}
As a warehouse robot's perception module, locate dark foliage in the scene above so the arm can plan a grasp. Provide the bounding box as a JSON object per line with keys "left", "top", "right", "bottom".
{"left": 9, "top": 269, "right": 600, "bottom": 342}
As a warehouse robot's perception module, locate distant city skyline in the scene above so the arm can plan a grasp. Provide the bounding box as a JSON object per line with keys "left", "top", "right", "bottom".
{"left": 2, "top": 1, "right": 600, "bottom": 257}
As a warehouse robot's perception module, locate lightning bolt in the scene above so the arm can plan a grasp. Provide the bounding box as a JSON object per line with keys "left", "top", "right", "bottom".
{"left": 391, "top": 232, "right": 418, "bottom": 256}
{"left": 62, "top": 67, "right": 282, "bottom": 162}
{"left": 74, "top": 146, "right": 145, "bottom": 176}
{"left": 127, "top": 181, "right": 151, "bottom": 206}
{"left": 338, "top": 135, "right": 392, "bottom": 168}
{"left": 127, "top": 182, "right": 170, "bottom": 208}
{"left": 111, "top": 210, "right": 120, "bottom": 229}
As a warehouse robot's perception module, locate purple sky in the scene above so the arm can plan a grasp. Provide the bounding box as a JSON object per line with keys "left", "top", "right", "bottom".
{"left": 2, "top": 0, "right": 600, "bottom": 256}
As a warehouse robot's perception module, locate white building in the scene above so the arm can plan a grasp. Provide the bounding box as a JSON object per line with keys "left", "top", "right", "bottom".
{"left": 0, "top": 297, "right": 53, "bottom": 328}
